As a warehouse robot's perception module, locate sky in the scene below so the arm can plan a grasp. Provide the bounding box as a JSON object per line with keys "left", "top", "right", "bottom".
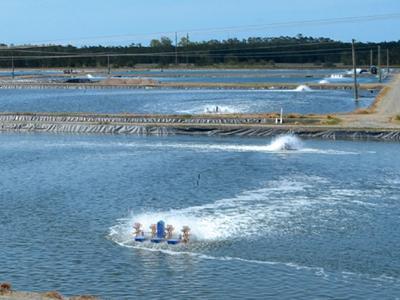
{"left": 0, "top": 0, "right": 399, "bottom": 46}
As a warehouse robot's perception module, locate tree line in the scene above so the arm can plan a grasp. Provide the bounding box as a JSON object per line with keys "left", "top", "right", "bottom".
{"left": 0, "top": 35, "right": 399, "bottom": 68}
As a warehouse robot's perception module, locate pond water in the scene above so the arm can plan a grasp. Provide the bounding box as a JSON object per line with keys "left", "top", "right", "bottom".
{"left": 0, "top": 87, "right": 375, "bottom": 114}
{"left": 0, "top": 133, "right": 399, "bottom": 299}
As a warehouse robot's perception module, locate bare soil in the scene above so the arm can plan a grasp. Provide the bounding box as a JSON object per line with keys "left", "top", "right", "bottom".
{"left": 338, "top": 74, "right": 400, "bottom": 129}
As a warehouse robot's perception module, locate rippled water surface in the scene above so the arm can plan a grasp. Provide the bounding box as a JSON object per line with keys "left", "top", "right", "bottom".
{"left": 110, "top": 69, "right": 382, "bottom": 84}
{"left": 0, "top": 133, "right": 399, "bottom": 299}
{"left": 0, "top": 88, "right": 375, "bottom": 114}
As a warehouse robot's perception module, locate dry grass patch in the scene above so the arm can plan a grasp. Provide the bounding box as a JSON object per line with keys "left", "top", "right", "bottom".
{"left": 393, "top": 115, "right": 400, "bottom": 123}
{"left": 70, "top": 296, "right": 99, "bottom": 300}
{"left": 43, "top": 291, "right": 64, "bottom": 299}
{"left": 286, "top": 113, "right": 302, "bottom": 118}
{"left": 354, "top": 108, "right": 372, "bottom": 114}
{"left": 100, "top": 78, "right": 158, "bottom": 86}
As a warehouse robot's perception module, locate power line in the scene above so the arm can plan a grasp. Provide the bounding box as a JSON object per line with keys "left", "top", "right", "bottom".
{"left": 0, "top": 48, "right": 371, "bottom": 62}
{"left": 178, "top": 13, "right": 400, "bottom": 36}
{"left": 0, "top": 40, "right": 343, "bottom": 58}
{"left": 0, "top": 40, "right": 377, "bottom": 60}
{"left": 0, "top": 47, "right": 349, "bottom": 60}
{"left": 2, "top": 13, "right": 399, "bottom": 48}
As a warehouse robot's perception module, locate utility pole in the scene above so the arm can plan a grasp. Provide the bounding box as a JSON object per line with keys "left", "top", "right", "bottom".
{"left": 387, "top": 48, "right": 390, "bottom": 75}
{"left": 175, "top": 32, "right": 178, "bottom": 65}
{"left": 370, "top": 49, "right": 373, "bottom": 66}
{"left": 351, "top": 39, "right": 359, "bottom": 101}
{"left": 11, "top": 54, "right": 15, "bottom": 80}
{"left": 378, "top": 45, "right": 382, "bottom": 83}
{"left": 186, "top": 33, "right": 189, "bottom": 65}
{"left": 107, "top": 55, "right": 111, "bottom": 77}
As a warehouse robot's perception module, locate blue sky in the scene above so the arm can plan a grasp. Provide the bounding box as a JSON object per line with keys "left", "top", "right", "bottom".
{"left": 0, "top": 0, "right": 399, "bottom": 46}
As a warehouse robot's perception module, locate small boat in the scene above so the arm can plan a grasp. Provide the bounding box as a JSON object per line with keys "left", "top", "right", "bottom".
{"left": 133, "top": 220, "right": 190, "bottom": 244}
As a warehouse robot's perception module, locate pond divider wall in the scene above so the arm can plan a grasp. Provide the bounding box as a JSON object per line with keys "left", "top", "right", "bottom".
{"left": 0, "top": 82, "right": 383, "bottom": 91}
{"left": 0, "top": 113, "right": 399, "bottom": 141}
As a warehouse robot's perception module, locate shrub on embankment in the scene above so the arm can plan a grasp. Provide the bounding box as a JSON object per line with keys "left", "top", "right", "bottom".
{"left": 0, "top": 282, "right": 12, "bottom": 295}
{"left": 321, "top": 115, "right": 341, "bottom": 125}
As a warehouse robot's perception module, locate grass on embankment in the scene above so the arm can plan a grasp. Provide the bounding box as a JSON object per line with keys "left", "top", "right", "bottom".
{"left": 280, "top": 113, "right": 341, "bottom": 126}
{"left": 320, "top": 115, "right": 342, "bottom": 125}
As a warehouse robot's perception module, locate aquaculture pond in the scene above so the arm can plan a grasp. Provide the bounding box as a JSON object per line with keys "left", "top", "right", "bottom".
{"left": 0, "top": 87, "right": 376, "bottom": 115}
{"left": 0, "top": 133, "right": 399, "bottom": 299}
{"left": 111, "top": 68, "right": 382, "bottom": 85}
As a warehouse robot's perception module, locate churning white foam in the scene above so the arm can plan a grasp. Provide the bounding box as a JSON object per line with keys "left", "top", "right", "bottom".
{"left": 319, "top": 74, "right": 352, "bottom": 84}
{"left": 265, "top": 135, "right": 302, "bottom": 151}
{"left": 141, "top": 136, "right": 303, "bottom": 153}
{"left": 108, "top": 177, "right": 314, "bottom": 246}
{"left": 293, "top": 85, "right": 313, "bottom": 92}
{"left": 32, "top": 135, "right": 358, "bottom": 155}
{"left": 203, "top": 105, "right": 239, "bottom": 114}
{"left": 132, "top": 135, "right": 356, "bottom": 155}
{"left": 177, "top": 104, "right": 245, "bottom": 114}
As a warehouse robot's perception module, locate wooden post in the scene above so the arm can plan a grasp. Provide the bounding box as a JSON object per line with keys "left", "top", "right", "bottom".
{"left": 11, "top": 55, "right": 15, "bottom": 80}
{"left": 175, "top": 32, "right": 178, "bottom": 65}
{"left": 370, "top": 49, "right": 373, "bottom": 66}
{"left": 186, "top": 33, "right": 189, "bottom": 65}
{"left": 107, "top": 55, "right": 111, "bottom": 77}
{"left": 387, "top": 48, "right": 390, "bottom": 74}
{"left": 352, "top": 39, "right": 358, "bottom": 101}
{"left": 378, "top": 45, "right": 382, "bottom": 83}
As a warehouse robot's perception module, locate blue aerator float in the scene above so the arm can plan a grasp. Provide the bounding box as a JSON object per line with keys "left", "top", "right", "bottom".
{"left": 150, "top": 220, "right": 165, "bottom": 243}
{"left": 167, "top": 239, "right": 181, "bottom": 245}
{"left": 133, "top": 221, "right": 190, "bottom": 244}
{"left": 134, "top": 236, "right": 146, "bottom": 242}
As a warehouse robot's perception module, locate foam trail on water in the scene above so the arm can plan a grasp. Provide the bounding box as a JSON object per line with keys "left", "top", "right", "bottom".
{"left": 109, "top": 235, "right": 399, "bottom": 284}
{"left": 107, "top": 175, "right": 396, "bottom": 284}
{"left": 267, "top": 85, "right": 314, "bottom": 92}
{"left": 26, "top": 135, "right": 359, "bottom": 155}
{"left": 109, "top": 240, "right": 324, "bottom": 270}
{"left": 132, "top": 135, "right": 357, "bottom": 155}
{"left": 108, "top": 177, "right": 315, "bottom": 245}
